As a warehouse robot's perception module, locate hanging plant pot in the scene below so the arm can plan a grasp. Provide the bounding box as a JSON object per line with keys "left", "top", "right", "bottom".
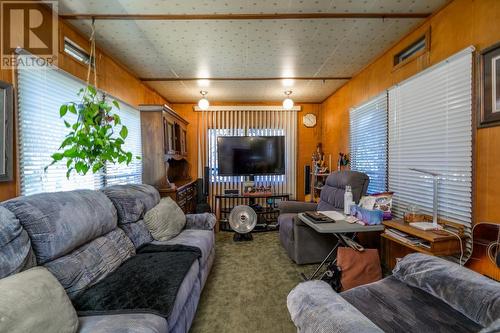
{"left": 45, "top": 20, "right": 139, "bottom": 178}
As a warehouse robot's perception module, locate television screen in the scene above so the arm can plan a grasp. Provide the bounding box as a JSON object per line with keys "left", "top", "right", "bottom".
{"left": 217, "top": 136, "right": 285, "bottom": 176}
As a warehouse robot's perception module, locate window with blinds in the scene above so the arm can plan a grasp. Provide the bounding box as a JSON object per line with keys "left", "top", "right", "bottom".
{"left": 17, "top": 57, "right": 142, "bottom": 196}
{"left": 388, "top": 48, "right": 473, "bottom": 234}
{"left": 350, "top": 92, "right": 388, "bottom": 194}
{"left": 103, "top": 101, "right": 143, "bottom": 186}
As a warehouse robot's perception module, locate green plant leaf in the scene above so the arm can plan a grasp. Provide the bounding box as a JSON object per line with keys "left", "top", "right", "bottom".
{"left": 60, "top": 104, "right": 68, "bottom": 117}
{"left": 51, "top": 153, "right": 64, "bottom": 161}
{"left": 69, "top": 104, "right": 77, "bottom": 114}
{"left": 92, "top": 163, "right": 102, "bottom": 173}
{"left": 119, "top": 126, "right": 128, "bottom": 139}
{"left": 87, "top": 85, "right": 97, "bottom": 96}
{"left": 112, "top": 100, "right": 120, "bottom": 109}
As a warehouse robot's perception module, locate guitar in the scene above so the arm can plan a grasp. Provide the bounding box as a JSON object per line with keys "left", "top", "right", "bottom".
{"left": 467, "top": 222, "right": 500, "bottom": 281}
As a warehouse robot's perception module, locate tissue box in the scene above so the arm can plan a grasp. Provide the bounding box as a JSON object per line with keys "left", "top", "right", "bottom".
{"left": 350, "top": 204, "right": 383, "bottom": 225}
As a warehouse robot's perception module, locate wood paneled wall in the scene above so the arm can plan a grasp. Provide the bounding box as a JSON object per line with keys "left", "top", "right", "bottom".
{"left": 173, "top": 102, "right": 322, "bottom": 201}
{"left": 320, "top": 0, "right": 500, "bottom": 224}
{"left": 0, "top": 17, "right": 168, "bottom": 201}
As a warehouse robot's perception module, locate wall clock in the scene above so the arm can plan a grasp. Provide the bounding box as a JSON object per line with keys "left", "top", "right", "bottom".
{"left": 303, "top": 113, "right": 317, "bottom": 128}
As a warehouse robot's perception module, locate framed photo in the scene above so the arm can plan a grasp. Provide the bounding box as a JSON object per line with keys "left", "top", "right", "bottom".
{"left": 479, "top": 42, "right": 500, "bottom": 127}
{"left": 0, "top": 80, "right": 13, "bottom": 182}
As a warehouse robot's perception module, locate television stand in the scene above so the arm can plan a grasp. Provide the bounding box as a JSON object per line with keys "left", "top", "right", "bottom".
{"left": 214, "top": 193, "right": 290, "bottom": 232}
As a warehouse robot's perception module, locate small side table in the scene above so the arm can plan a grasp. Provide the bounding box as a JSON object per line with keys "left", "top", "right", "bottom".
{"left": 381, "top": 219, "right": 465, "bottom": 270}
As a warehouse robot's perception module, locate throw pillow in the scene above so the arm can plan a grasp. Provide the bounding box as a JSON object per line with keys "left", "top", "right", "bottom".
{"left": 144, "top": 197, "right": 186, "bottom": 241}
{"left": 0, "top": 267, "right": 79, "bottom": 333}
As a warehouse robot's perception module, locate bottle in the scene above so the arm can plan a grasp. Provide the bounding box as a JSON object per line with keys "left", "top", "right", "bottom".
{"left": 344, "top": 185, "right": 353, "bottom": 215}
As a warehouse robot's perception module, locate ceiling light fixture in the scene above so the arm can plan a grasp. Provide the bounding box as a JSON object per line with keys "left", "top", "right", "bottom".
{"left": 282, "top": 90, "right": 294, "bottom": 110}
{"left": 198, "top": 90, "right": 210, "bottom": 110}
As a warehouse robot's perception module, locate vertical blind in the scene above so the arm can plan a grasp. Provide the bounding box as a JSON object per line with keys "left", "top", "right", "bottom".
{"left": 388, "top": 47, "right": 473, "bottom": 255}
{"left": 17, "top": 56, "right": 142, "bottom": 196}
{"left": 197, "top": 107, "right": 298, "bottom": 205}
{"left": 350, "top": 92, "right": 388, "bottom": 194}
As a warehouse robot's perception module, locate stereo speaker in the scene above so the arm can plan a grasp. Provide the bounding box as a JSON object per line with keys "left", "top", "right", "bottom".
{"left": 304, "top": 165, "right": 311, "bottom": 195}
{"left": 203, "top": 166, "right": 209, "bottom": 197}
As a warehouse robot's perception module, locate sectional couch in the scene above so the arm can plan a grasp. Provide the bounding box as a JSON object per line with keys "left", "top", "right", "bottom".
{"left": 287, "top": 253, "right": 500, "bottom": 333}
{"left": 0, "top": 184, "right": 216, "bottom": 333}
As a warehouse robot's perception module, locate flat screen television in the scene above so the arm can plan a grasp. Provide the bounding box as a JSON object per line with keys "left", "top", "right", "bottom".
{"left": 217, "top": 136, "right": 285, "bottom": 176}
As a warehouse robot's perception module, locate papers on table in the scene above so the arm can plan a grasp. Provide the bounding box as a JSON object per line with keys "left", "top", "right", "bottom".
{"left": 320, "top": 211, "right": 346, "bottom": 221}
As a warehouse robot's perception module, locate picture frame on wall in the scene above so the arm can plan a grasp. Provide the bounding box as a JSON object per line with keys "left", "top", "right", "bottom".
{"left": 0, "top": 80, "right": 13, "bottom": 182}
{"left": 479, "top": 42, "right": 500, "bottom": 127}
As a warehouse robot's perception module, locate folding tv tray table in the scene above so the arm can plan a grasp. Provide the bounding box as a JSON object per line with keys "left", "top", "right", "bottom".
{"left": 297, "top": 212, "right": 384, "bottom": 281}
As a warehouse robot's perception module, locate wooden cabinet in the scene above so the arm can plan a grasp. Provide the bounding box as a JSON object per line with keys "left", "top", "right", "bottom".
{"left": 159, "top": 180, "right": 197, "bottom": 214}
{"left": 139, "top": 104, "right": 191, "bottom": 189}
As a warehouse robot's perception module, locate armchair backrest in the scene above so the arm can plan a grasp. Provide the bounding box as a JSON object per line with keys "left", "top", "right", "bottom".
{"left": 317, "top": 171, "right": 369, "bottom": 211}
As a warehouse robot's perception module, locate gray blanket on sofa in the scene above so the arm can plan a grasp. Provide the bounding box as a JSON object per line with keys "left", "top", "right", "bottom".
{"left": 73, "top": 244, "right": 201, "bottom": 319}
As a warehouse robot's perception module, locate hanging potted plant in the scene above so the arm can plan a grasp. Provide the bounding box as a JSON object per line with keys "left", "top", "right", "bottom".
{"left": 46, "top": 20, "right": 138, "bottom": 178}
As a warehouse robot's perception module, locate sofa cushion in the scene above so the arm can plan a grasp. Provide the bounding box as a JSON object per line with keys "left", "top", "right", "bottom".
{"left": 185, "top": 213, "right": 217, "bottom": 230}
{"left": 342, "top": 275, "right": 482, "bottom": 332}
{"left": 392, "top": 253, "right": 500, "bottom": 327}
{"left": 78, "top": 314, "right": 168, "bottom": 333}
{"left": 45, "top": 229, "right": 135, "bottom": 299}
{"left": 153, "top": 229, "right": 214, "bottom": 267}
{"left": 0, "top": 206, "right": 36, "bottom": 278}
{"left": 3, "top": 190, "right": 117, "bottom": 264}
{"left": 0, "top": 267, "right": 79, "bottom": 333}
{"left": 102, "top": 184, "right": 160, "bottom": 224}
{"left": 145, "top": 197, "right": 186, "bottom": 241}
{"left": 120, "top": 219, "right": 153, "bottom": 248}
{"left": 287, "top": 280, "right": 384, "bottom": 333}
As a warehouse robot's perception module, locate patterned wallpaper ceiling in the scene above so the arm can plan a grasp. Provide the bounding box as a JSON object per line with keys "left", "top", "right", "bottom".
{"left": 59, "top": 0, "right": 447, "bottom": 103}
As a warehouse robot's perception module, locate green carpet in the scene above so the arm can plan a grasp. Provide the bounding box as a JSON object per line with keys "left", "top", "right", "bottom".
{"left": 190, "top": 231, "right": 314, "bottom": 333}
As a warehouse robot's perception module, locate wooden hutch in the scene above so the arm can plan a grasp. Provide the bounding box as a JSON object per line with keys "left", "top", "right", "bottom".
{"left": 139, "top": 104, "right": 197, "bottom": 213}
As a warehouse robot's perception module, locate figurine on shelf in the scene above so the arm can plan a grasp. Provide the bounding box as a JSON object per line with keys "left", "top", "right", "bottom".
{"left": 338, "top": 152, "right": 350, "bottom": 171}
{"left": 312, "top": 143, "right": 329, "bottom": 174}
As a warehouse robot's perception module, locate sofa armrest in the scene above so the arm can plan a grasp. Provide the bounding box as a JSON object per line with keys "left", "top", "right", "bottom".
{"left": 393, "top": 253, "right": 500, "bottom": 327}
{"left": 185, "top": 213, "right": 216, "bottom": 231}
{"left": 278, "top": 201, "right": 318, "bottom": 214}
{"left": 287, "top": 280, "right": 383, "bottom": 333}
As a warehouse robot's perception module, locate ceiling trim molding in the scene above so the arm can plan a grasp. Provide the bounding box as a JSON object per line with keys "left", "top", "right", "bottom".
{"left": 60, "top": 12, "right": 431, "bottom": 21}
{"left": 141, "top": 77, "right": 351, "bottom": 81}
{"left": 193, "top": 105, "right": 302, "bottom": 111}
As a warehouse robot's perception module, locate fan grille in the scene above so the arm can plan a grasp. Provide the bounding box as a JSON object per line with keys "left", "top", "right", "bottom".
{"left": 228, "top": 205, "right": 257, "bottom": 234}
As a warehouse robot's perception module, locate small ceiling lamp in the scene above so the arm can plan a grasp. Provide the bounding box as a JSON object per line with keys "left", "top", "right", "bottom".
{"left": 198, "top": 90, "right": 209, "bottom": 110}
{"left": 282, "top": 90, "right": 294, "bottom": 110}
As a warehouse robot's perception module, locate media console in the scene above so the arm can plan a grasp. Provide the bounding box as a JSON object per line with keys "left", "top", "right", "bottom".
{"left": 214, "top": 193, "right": 290, "bottom": 232}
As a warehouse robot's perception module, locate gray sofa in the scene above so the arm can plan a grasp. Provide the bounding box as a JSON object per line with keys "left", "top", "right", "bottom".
{"left": 287, "top": 253, "right": 500, "bottom": 333}
{"left": 278, "top": 171, "right": 369, "bottom": 264}
{"left": 0, "top": 184, "right": 216, "bottom": 333}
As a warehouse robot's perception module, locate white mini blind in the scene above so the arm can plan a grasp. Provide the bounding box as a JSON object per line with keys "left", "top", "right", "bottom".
{"left": 17, "top": 59, "right": 100, "bottom": 195}
{"left": 350, "top": 92, "right": 388, "bottom": 194}
{"left": 388, "top": 48, "right": 473, "bottom": 240}
{"left": 17, "top": 56, "right": 142, "bottom": 195}
{"left": 104, "top": 100, "right": 142, "bottom": 186}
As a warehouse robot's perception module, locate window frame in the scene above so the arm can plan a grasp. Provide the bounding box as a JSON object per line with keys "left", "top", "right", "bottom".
{"left": 392, "top": 28, "right": 431, "bottom": 71}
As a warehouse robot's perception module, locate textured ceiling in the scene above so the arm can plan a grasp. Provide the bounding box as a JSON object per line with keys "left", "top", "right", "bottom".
{"left": 59, "top": 0, "right": 447, "bottom": 103}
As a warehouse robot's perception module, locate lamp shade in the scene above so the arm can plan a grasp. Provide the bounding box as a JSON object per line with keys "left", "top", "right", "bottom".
{"left": 198, "top": 97, "right": 210, "bottom": 110}
{"left": 282, "top": 97, "right": 294, "bottom": 110}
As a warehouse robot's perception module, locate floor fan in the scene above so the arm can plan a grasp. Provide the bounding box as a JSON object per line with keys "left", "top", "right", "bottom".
{"left": 229, "top": 205, "right": 257, "bottom": 241}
